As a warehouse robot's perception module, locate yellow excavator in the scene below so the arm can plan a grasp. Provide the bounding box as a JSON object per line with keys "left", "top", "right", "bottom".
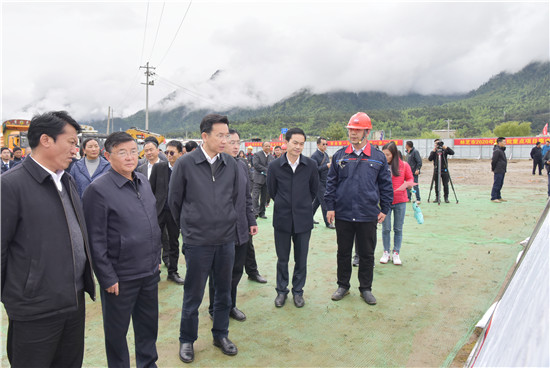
{"left": 125, "top": 127, "right": 166, "bottom": 158}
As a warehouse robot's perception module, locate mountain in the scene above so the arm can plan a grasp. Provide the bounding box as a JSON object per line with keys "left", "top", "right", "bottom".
{"left": 95, "top": 61, "right": 550, "bottom": 139}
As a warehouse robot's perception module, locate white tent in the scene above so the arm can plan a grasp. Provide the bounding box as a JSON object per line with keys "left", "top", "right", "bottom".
{"left": 467, "top": 201, "right": 549, "bottom": 367}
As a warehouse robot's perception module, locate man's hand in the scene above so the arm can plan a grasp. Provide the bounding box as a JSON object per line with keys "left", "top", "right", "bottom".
{"left": 377, "top": 212, "right": 386, "bottom": 224}
{"left": 326, "top": 210, "right": 335, "bottom": 225}
{"left": 414, "top": 169, "right": 419, "bottom": 175}
{"left": 249, "top": 225, "right": 259, "bottom": 236}
{"left": 327, "top": 162, "right": 331, "bottom": 168}
{"left": 106, "top": 283, "right": 119, "bottom": 296}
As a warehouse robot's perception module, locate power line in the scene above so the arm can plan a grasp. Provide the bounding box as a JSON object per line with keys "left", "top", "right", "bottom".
{"left": 147, "top": 2, "right": 166, "bottom": 63}
{"left": 140, "top": 2, "right": 150, "bottom": 64}
{"left": 157, "top": 1, "right": 193, "bottom": 67}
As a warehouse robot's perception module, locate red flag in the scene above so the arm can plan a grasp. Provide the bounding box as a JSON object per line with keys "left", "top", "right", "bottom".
{"left": 543, "top": 123, "right": 548, "bottom": 135}
{"left": 279, "top": 133, "right": 284, "bottom": 141}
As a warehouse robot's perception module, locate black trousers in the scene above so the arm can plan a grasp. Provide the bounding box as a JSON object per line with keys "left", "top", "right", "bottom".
{"left": 209, "top": 240, "right": 249, "bottom": 314}
{"left": 180, "top": 242, "right": 234, "bottom": 343}
{"left": 312, "top": 184, "right": 329, "bottom": 226}
{"left": 252, "top": 181, "right": 268, "bottom": 217}
{"left": 100, "top": 273, "right": 159, "bottom": 368}
{"left": 274, "top": 229, "right": 311, "bottom": 296}
{"left": 7, "top": 291, "right": 85, "bottom": 368}
{"left": 533, "top": 159, "right": 543, "bottom": 174}
{"left": 158, "top": 208, "right": 181, "bottom": 275}
{"left": 335, "top": 220, "right": 377, "bottom": 291}
{"left": 245, "top": 237, "right": 260, "bottom": 277}
{"left": 432, "top": 171, "right": 450, "bottom": 199}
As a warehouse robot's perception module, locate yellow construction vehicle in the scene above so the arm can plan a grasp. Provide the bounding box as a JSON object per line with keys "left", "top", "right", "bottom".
{"left": 2, "top": 119, "right": 31, "bottom": 155}
{"left": 125, "top": 127, "right": 166, "bottom": 158}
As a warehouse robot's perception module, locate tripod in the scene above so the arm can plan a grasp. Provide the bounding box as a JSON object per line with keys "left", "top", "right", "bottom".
{"left": 427, "top": 149, "right": 459, "bottom": 205}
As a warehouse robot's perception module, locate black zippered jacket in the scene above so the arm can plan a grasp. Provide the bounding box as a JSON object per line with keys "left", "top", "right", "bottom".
{"left": 168, "top": 148, "right": 239, "bottom": 245}
{"left": 1, "top": 157, "right": 96, "bottom": 321}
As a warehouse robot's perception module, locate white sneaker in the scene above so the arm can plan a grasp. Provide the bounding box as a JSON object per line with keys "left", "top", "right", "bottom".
{"left": 392, "top": 251, "right": 402, "bottom": 265}
{"left": 380, "top": 251, "right": 390, "bottom": 264}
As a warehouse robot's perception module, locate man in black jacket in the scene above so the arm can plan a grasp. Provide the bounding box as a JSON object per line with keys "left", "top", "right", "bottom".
{"left": 1, "top": 111, "right": 96, "bottom": 367}
{"left": 1, "top": 147, "right": 15, "bottom": 173}
{"left": 311, "top": 137, "right": 334, "bottom": 228}
{"left": 491, "top": 137, "right": 508, "bottom": 203}
{"left": 208, "top": 129, "right": 259, "bottom": 322}
{"left": 405, "top": 141, "right": 422, "bottom": 203}
{"left": 267, "top": 128, "right": 319, "bottom": 308}
{"left": 252, "top": 141, "right": 274, "bottom": 218}
{"left": 169, "top": 114, "right": 240, "bottom": 363}
{"left": 530, "top": 142, "right": 543, "bottom": 175}
{"left": 150, "top": 140, "right": 185, "bottom": 285}
{"left": 428, "top": 139, "right": 454, "bottom": 203}
{"left": 83, "top": 132, "right": 162, "bottom": 367}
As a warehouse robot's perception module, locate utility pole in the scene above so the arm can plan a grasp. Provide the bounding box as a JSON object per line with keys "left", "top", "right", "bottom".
{"left": 140, "top": 62, "right": 156, "bottom": 131}
{"left": 106, "top": 106, "right": 111, "bottom": 134}
{"left": 445, "top": 119, "right": 452, "bottom": 139}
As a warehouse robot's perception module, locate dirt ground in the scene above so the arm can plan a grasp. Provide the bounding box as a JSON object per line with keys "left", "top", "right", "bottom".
{"left": 1, "top": 159, "right": 548, "bottom": 367}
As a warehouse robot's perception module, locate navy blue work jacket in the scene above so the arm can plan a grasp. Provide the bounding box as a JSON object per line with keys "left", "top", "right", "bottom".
{"left": 324, "top": 143, "right": 393, "bottom": 223}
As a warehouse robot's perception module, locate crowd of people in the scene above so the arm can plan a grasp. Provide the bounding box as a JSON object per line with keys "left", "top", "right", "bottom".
{"left": 3, "top": 109, "right": 547, "bottom": 367}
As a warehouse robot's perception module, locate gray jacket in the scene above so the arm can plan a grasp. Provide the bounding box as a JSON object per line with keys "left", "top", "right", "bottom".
{"left": 168, "top": 148, "right": 239, "bottom": 245}
{"left": 252, "top": 151, "right": 273, "bottom": 185}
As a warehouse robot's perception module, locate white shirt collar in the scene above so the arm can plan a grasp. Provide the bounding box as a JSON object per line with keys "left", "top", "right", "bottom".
{"left": 354, "top": 144, "right": 367, "bottom": 156}
{"left": 31, "top": 156, "right": 65, "bottom": 191}
{"left": 287, "top": 155, "right": 300, "bottom": 173}
{"left": 200, "top": 145, "right": 219, "bottom": 164}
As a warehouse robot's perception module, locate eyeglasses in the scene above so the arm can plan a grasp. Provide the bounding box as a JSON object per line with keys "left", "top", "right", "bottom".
{"left": 112, "top": 149, "right": 139, "bottom": 158}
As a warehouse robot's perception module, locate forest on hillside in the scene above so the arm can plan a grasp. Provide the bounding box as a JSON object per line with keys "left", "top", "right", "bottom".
{"left": 100, "top": 61, "right": 550, "bottom": 140}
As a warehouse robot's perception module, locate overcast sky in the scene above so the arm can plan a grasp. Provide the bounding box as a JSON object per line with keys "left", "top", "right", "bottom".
{"left": 2, "top": 0, "right": 549, "bottom": 122}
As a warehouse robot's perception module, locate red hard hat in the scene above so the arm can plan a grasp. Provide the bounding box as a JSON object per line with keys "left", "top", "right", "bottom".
{"left": 346, "top": 112, "right": 372, "bottom": 130}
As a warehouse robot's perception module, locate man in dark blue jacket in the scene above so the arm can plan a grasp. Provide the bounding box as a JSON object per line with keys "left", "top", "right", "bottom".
{"left": 491, "top": 137, "right": 508, "bottom": 203}
{"left": 311, "top": 137, "right": 334, "bottom": 228}
{"left": 208, "top": 129, "right": 258, "bottom": 322}
{"left": 82, "top": 132, "right": 161, "bottom": 367}
{"left": 169, "top": 114, "right": 240, "bottom": 363}
{"left": 1, "top": 111, "right": 96, "bottom": 367}
{"left": 267, "top": 128, "right": 319, "bottom": 308}
{"left": 325, "top": 112, "right": 393, "bottom": 305}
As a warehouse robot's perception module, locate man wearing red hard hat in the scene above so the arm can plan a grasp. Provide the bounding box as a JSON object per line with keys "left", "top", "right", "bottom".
{"left": 324, "top": 112, "right": 393, "bottom": 305}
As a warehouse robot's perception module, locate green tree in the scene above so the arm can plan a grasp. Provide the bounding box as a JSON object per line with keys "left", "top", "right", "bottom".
{"left": 493, "top": 121, "right": 532, "bottom": 137}
{"left": 321, "top": 122, "right": 347, "bottom": 140}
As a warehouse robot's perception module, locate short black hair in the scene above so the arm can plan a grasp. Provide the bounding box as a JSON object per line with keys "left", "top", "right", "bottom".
{"left": 104, "top": 132, "right": 135, "bottom": 153}
{"left": 166, "top": 140, "right": 183, "bottom": 153}
{"left": 536, "top": 142, "right": 541, "bottom": 146}
{"left": 200, "top": 114, "right": 229, "bottom": 134}
{"left": 185, "top": 140, "right": 198, "bottom": 153}
{"left": 228, "top": 128, "right": 240, "bottom": 138}
{"left": 316, "top": 137, "right": 327, "bottom": 145}
{"left": 1, "top": 147, "right": 10, "bottom": 153}
{"left": 286, "top": 128, "right": 306, "bottom": 142}
{"left": 81, "top": 138, "right": 98, "bottom": 151}
{"left": 497, "top": 137, "right": 506, "bottom": 144}
{"left": 143, "top": 140, "right": 158, "bottom": 149}
{"left": 27, "top": 111, "right": 81, "bottom": 149}
{"left": 406, "top": 141, "right": 414, "bottom": 148}
{"left": 274, "top": 145, "right": 281, "bottom": 150}
{"left": 434, "top": 139, "right": 440, "bottom": 143}
{"left": 143, "top": 136, "right": 159, "bottom": 147}
{"left": 12, "top": 146, "right": 22, "bottom": 153}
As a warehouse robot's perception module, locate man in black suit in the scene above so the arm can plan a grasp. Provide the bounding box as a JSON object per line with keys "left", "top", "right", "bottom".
{"left": 1, "top": 147, "right": 15, "bottom": 173}
{"left": 267, "top": 128, "right": 319, "bottom": 308}
{"left": 311, "top": 137, "right": 334, "bottom": 229}
{"left": 252, "top": 141, "right": 274, "bottom": 219}
{"left": 150, "top": 140, "right": 185, "bottom": 285}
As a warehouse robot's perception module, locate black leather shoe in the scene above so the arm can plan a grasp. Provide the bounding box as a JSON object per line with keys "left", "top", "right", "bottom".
{"left": 293, "top": 294, "right": 305, "bottom": 308}
{"left": 259, "top": 215, "right": 267, "bottom": 219}
{"left": 274, "top": 293, "right": 287, "bottom": 307}
{"left": 327, "top": 224, "right": 336, "bottom": 229}
{"left": 331, "top": 287, "right": 350, "bottom": 301}
{"left": 313, "top": 220, "right": 319, "bottom": 224}
{"left": 352, "top": 255, "right": 359, "bottom": 267}
{"left": 360, "top": 290, "right": 377, "bottom": 305}
{"left": 445, "top": 198, "right": 450, "bottom": 203}
{"left": 179, "top": 342, "right": 194, "bottom": 363}
{"left": 229, "top": 307, "right": 246, "bottom": 321}
{"left": 167, "top": 272, "right": 185, "bottom": 285}
{"left": 213, "top": 337, "right": 238, "bottom": 356}
{"left": 248, "top": 274, "right": 267, "bottom": 283}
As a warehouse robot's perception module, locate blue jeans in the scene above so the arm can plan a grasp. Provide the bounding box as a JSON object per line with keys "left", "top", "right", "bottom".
{"left": 491, "top": 173, "right": 505, "bottom": 200}
{"left": 382, "top": 202, "right": 407, "bottom": 253}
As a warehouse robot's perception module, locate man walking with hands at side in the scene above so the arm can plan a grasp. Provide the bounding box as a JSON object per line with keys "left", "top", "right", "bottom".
{"left": 268, "top": 128, "right": 319, "bottom": 308}
{"left": 325, "top": 112, "right": 393, "bottom": 305}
